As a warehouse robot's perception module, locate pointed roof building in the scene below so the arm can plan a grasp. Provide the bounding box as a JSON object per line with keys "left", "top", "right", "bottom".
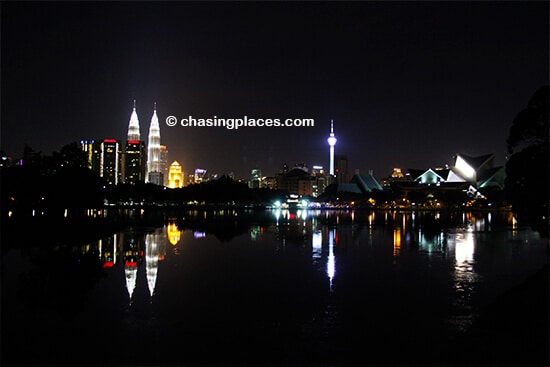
{"left": 127, "top": 100, "right": 140, "bottom": 141}
{"left": 146, "top": 103, "right": 162, "bottom": 183}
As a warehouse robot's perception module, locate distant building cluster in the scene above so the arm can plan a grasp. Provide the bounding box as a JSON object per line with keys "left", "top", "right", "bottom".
{"left": 80, "top": 101, "right": 169, "bottom": 186}
{"left": 380, "top": 153, "right": 505, "bottom": 193}
{"left": 2, "top": 103, "right": 505, "bottom": 203}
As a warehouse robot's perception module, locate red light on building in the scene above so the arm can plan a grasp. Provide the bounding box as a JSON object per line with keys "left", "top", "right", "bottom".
{"left": 104, "top": 139, "right": 117, "bottom": 143}
{"left": 128, "top": 140, "right": 140, "bottom": 145}
{"left": 125, "top": 261, "right": 138, "bottom": 267}
{"left": 103, "top": 261, "right": 115, "bottom": 268}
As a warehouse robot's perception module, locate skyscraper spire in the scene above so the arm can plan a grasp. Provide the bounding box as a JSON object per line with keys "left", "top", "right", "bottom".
{"left": 127, "top": 101, "right": 140, "bottom": 141}
{"left": 327, "top": 119, "right": 337, "bottom": 176}
{"left": 146, "top": 103, "right": 162, "bottom": 184}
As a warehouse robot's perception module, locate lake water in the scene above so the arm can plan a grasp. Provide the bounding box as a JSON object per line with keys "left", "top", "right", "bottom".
{"left": 2, "top": 209, "right": 548, "bottom": 365}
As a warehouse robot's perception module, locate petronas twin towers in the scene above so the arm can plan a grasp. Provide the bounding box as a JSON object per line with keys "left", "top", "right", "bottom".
{"left": 126, "top": 100, "right": 162, "bottom": 185}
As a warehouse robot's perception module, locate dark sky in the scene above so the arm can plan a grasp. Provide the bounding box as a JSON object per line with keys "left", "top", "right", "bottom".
{"left": 1, "top": 1, "right": 548, "bottom": 179}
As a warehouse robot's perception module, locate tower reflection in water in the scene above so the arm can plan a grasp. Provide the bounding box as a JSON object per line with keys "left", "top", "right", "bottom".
{"left": 123, "top": 233, "right": 142, "bottom": 301}
{"left": 96, "top": 227, "right": 170, "bottom": 303}
{"left": 145, "top": 228, "right": 163, "bottom": 298}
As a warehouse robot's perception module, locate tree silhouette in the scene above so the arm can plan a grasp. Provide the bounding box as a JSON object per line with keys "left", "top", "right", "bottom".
{"left": 505, "top": 86, "right": 549, "bottom": 237}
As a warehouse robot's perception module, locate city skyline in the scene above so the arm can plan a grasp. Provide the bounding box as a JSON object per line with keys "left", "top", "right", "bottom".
{"left": 2, "top": 1, "right": 548, "bottom": 179}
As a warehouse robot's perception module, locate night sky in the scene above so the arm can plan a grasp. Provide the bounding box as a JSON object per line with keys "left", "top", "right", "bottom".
{"left": 1, "top": 1, "right": 548, "bottom": 179}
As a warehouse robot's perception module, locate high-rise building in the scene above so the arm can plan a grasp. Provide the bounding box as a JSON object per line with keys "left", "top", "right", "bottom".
{"left": 335, "top": 154, "right": 349, "bottom": 184}
{"left": 101, "top": 139, "right": 122, "bottom": 185}
{"left": 127, "top": 100, "right": 140, "bottom": 141}
{"left": 249, "top": 168, "right": 261, "bottom": 188}
{"left": 124, "top": 102, "right": 146, "bottom": 184}
{"left": 146, "top": 104, "right": 162, "bottom": 185}
{"left": 168, "top": 161, "right": 183, "bottom": 188}
{"left": 160, "top": 145, "right": 168, "bottom": 185}
{"left": 80, "top": 139, "right": 101, "bottom": 174}
{"left": 311, "top": 165, "right": 327, "bottom": 197}
{"left": 124, "top": 140, "right": 146, "bottom": 184}
{"left": 327, "top": 120, "right": 337, "bottom": 176}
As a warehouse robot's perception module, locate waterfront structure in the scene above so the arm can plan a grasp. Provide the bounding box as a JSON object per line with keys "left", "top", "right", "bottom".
{"left": 168, "top": 161, "right": 183, "bottom": 188}
{"left": 327, "top": 120, "right": 337, "bottom": 176}
{"left": 349, "top": 171, "right": 384, "bottom": 193}
{"left": 447, "top": 153, "right": 505, "bottom": 189}
{"left": 276, "top": 164, "right": 315, "bottom": 196}
{"left": 409, "top": 168, "right": 450, "bottom": 185}
{"left": 146, "top": 104, "right": 162, "bottom": 185}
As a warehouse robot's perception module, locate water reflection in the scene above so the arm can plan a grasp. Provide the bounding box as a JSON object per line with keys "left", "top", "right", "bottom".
{"left": 167, "top": 222, "right": 181, "bottom": 246}
{"left": 145, "top": 229, "right": 162, "bottom": 297}
{"left": 327, "top": 227, "right": 336, "bottom": 292}
{"left": 123, "top": 233, "right": 142, "bottom": 301}
{"left": 4, "top": 208, "right": 547, "bottom": 366}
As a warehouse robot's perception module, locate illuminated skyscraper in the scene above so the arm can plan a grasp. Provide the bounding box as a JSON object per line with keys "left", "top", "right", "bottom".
{"left": 168, "top": 160, "right": 183, "bottom": 188}
{"left": 327, "top": 120, "right": 337, "bottom": 176}
{"left": 160, "top": 145, "right": 169, "bottom": 185}
{"left": 124, "top": 140, "right": 146, "bottom": 184}
{"left": 146, "top": 103, "right": 162, "bottom": 185}
{"left": 127, "top": 100, "right": 140, "bottom": 141}
{"left": 80, "top": 139, "right": 101, "bottom": 174}
{"left": 124, "top": 101, "right": 146, "bottom": 184}
{"left": 101, "top": 139, "right": 122, "bottom": 185}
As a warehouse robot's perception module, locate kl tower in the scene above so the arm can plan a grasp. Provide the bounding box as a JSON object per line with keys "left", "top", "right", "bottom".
{"left": 327, "top": 120, "right": 337, "bottom": 176}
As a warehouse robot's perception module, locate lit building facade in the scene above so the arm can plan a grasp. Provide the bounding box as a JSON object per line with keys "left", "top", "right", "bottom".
{"left": 276, "top": 165, "right": 314, "bottom": 196}
{"left": 194, "top": 168, "right": 207, "bottom": 183}
{"left": 160, "top": 145, "right": 168, "bottom": 186}
{"left": 124, "top": 102, "right": 146, "bottom": 184}
{"left": 249, "top": 168, "right": 261, "bottom": 188}
{"left": 124, "top": 140, "right": 146, "bottom": 184}
{"left": 311, "top": 165, "right": 327, "bottom": 197}
{"left": 127, "top": 100, "right": 140, "bottom": 141}
{"left": 100, "top": 139, "right": 122, "bottom": 185}
{"left": 168, "top": 160, "right": 183, "bottom": 188}
{"left": 146, "top": 104, "right": 162, "bottom": 185}
{"left": 80, "top": 140, "right": 101, "bottom": 174}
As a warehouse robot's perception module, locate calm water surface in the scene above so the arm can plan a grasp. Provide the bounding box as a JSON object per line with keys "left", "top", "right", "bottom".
{"left": 2, "top": 209, "right": 548, "bottom": 365}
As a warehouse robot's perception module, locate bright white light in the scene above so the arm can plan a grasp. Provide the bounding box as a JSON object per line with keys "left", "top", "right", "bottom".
{"left": 455, "top": 232, "right": 475, "bottom": 265}
{"left": 327, "top": 229, "right": 336, "bottom": 291}
{"left": 146, "top": 231, "right": 160, "bottom": 297}
{"left": 455, "top": 156, "right": 475, "bottom": 181}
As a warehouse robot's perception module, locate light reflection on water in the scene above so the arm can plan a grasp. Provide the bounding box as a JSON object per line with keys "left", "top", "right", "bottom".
{"left": 2, "top": 209, "right": 548, "bottom": 365}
